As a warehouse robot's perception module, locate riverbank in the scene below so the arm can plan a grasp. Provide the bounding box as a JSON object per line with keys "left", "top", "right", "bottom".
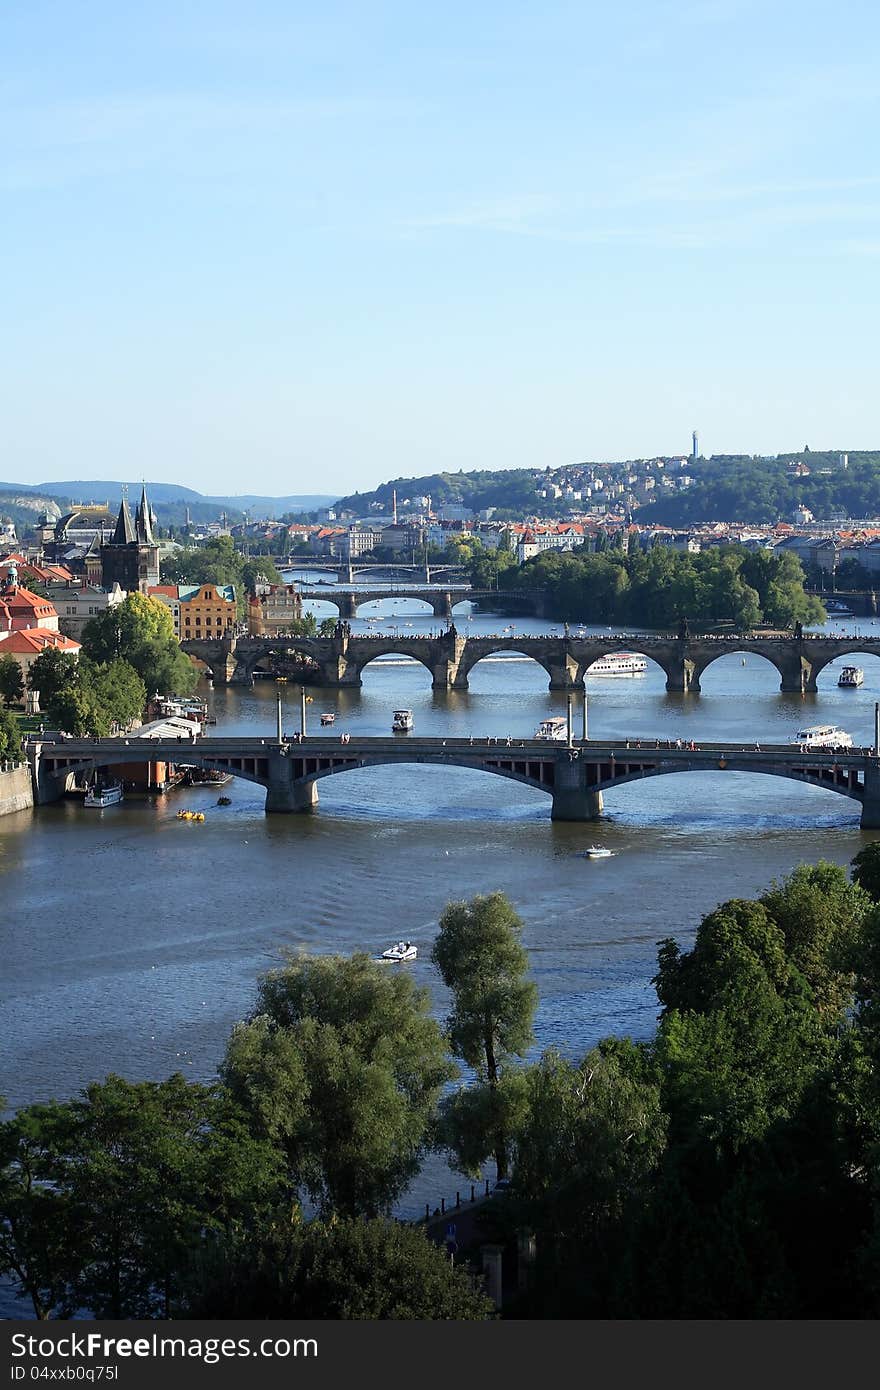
{"left": 0, "top": 764, "right": 33, "bottom": 817}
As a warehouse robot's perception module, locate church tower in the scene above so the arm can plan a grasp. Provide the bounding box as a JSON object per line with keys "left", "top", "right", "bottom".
{"left": 100, "top": 486, "right": 160, "bottom": 593}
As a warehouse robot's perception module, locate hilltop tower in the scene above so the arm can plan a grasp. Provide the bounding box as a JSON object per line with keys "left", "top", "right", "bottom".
{"left": 100, "top": 485, "right": 160, "bottom": 593}
{"left": 692, "top": 430, "right": 699, "bottom": 462}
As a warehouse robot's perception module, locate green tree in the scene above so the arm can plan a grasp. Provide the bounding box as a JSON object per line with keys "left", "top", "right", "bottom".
{"left": 82, "top": 593, "right": 196, "bottom": 695}
{"left": 0, "top": 653, "right": 24, "bottom": 707}
{"left": 0, "top": 707, "right": 22, "bottom": 759}
{"left": 27, "top": 648, "right": 78, "bottom": 706}
{"left": 0, "top": 1075, "right": 283, "bottom": 1320}
{"left": 851, "top": 843, "right": 880, "bottom": 903}
{"left": 183, "top": 1216, "right": 492, "bottom": 1319}
{"left": 222, "top": 952, "right": 455, "bottom": 1217}
{"left": 431, "top": 892, "right": 537, "bottom": 1179}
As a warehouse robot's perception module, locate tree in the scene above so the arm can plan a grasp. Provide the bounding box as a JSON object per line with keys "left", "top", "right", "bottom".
{"left": 431, "top": 893, "right": 537, "bottom": 1178}
{"left": 852, "top": 844, "right": 880, "bottom": 903}
{"left": 183, "top": 1216, "right": 492, "bottom": 1320}
{"left": 27, "top": 648, "right": 78, "bottom": 706}
{"left": 82, "top": 593, "right": 196, "bottom": 695}
{"left": 0, "top": 653, "right": 23, "bottom": 707}
{"left": 0, "top": 707, "right": 21, "bottom": 759}
{"left": 0, "top": 1076, "right": 283, "bottom": 1320}
{"left": 222, "top": 952, "right": 455, "bottom": 1217}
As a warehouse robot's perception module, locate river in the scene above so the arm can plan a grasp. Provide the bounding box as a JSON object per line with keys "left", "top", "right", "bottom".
{"left": 2, "top": 583, "right": 880, "bottom": 1246}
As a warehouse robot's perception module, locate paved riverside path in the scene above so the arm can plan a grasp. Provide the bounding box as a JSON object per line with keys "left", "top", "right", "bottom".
{"left": 28, "top": 734, "right": 880, "bottom": 826}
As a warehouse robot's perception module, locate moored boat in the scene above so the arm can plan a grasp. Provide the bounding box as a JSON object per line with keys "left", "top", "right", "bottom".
{"left": 84, "top": 782, "right": 124, "bottom": 808}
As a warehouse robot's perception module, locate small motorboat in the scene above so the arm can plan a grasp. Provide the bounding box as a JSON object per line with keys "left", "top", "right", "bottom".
{"left": 838, "top": 665, "right": 864, "bottom": 688}
{"left": 320, "top": 712, "right": 336, "bottom": 725}
{"left": 583, "top": 846, "right": 614, "bottom": 859}
{"left": 216, "top": 795, "right": 232, "bottom": 806}
{"left": 380, "top": 941, "right": 418, "bottom": 962}
{"left": 392, "top": 709, "right": 414, "bottom": 732}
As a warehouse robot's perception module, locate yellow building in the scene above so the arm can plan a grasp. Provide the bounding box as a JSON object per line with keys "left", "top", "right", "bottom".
{"left": 177, "top": 584, "right": 236, "bottom": 641}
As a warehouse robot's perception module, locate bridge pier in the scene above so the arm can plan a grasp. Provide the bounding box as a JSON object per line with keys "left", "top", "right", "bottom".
{"left": 779, "top": 653, "right": 815, "bottom": 694}
{"left": 665, "top": 657, "right": 698, "bottom": 693}
{"left": 264, "top": 752, "right": 320, "bottom": 812}
{"left": 547, "top": 658, "right": 583, "bottom": 691}
{"left": 861, "top": 761, "right": 880, "bottom": 829}
{"left": 550, "top": 755, "right": 602, "bottom": 820}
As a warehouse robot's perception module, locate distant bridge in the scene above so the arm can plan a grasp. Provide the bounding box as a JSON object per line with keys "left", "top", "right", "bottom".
{"left": 180, "top": 629, "right": 880, "bottom": 693}
{"left": 30, "top": 735, "right": 880, "bottom": 826}
{"left": 296, "top": 584, "right": 540, "bottom": 620}
{"left": 276, "top": 561, "right": 470, "bottom": 584}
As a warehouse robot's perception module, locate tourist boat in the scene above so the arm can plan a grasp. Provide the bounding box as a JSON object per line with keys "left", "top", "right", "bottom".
{"left": 84, "top": 782, "right": 123, "bottom": 808}
{"left": 320, "top": 712, "right": 336, "bottom": 725}
{"left": 535, "top": 717, "right": 568, "bottom": 742}
{"left": 392, "top": 709, "right": 414, "bottom": 732}
{"left": 584, "top": 846, "right": 614, "bottom": 859}
{"left": 838, "top": 666, "right": 864, "bottom": 688}
{"left": 586, "top": 653, "right": 648, "bottom": 676}
{"left": 184, "top": 768, "right": 231, "bottom": 787}
{"left": 792, "top": 724, "right": 853, "bottom": 749}
{"left": 380, "top": 941, "right": 418, "bottom": 962}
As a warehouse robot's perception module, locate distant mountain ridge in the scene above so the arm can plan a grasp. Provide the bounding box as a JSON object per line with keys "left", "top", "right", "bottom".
{"left": 0, "top": 481, "right": 339, "bottom": 522}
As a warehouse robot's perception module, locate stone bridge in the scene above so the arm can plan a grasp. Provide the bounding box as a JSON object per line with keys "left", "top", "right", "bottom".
{"left": 283, "top": 561, "right": 469, "bottom": 584}
{"left": 181, "top": 630, "right": 880, "bottom": 693}
{"left": 29, "top": 736, "right": 880, "bottom": 827}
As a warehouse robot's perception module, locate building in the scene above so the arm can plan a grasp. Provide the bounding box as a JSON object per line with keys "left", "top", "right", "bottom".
{"left": 147, "top": 585, "right": 182, "bottom": 636}
{"left": 49, "top": 582, "right": 126, "bottom": 640}
{"left": 177, "top": 583, "right": 237, "bottom": 641}
{"left": 0, "top": 568, "right": 60, "bottom": 632}
{"left": 0, "top": 627, "right": 81, "bottom": 680}
{"left": 248, "top": 584, "right": 303, "bottom": 635}
{"left": 100, "top": 487, "right": 160, "bottom": 593}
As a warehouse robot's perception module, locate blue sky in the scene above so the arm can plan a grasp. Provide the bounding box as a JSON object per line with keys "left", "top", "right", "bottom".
{"left": 4, "top": 1, "right": 880, "bottom": 496}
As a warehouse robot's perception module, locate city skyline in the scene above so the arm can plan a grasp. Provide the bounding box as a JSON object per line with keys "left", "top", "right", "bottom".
{"left": 5, "top": 1, "right": 880, "bottom": 495}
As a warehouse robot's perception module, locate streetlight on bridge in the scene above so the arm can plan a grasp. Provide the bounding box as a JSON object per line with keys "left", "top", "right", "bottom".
{"left": 275, "top": 676, "right": 287, "bottom": 744}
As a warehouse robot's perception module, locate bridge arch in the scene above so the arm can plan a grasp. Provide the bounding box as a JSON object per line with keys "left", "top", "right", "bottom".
{"left": 349, "top": 642, "right": 437, "bottom": 685}
{"left": 41, "top": 750, "right": 273, "bottom": 792}
{"left": 587, "top": 760, "right": 864, "bottom": 804}
{"left": 810, "top": 646, "right": 880, "bottom": 688}
{"left": 453, "top": 641, "right": 557, "bottom": 690}
{"left": 688, "top": 648, "right": 787, "bottom": 693}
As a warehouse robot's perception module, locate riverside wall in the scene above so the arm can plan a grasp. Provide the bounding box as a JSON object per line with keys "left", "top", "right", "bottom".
{"left": 0, "top": 764, "right": 33, "bottom": 817}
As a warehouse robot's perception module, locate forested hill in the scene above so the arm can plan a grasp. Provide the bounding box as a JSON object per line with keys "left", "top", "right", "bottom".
{"left": 639, "top": 452, "right": 880, "bottom": 525}
{"left": 334, "top": 470, "right": 546, "bottom": 517}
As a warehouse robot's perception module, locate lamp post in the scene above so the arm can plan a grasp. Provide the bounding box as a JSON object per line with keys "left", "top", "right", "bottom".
{"left": 582, "top": 690, "right": 588, "bottom": 743}
{"left": 300, "top": 684, "right": 312, "bottom": 738}
{"left": 275, "top": 676, "right": 287, "bottom": 744}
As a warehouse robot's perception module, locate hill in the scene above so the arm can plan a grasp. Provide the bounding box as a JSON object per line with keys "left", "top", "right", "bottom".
{"left": 0, "top": 481, "right": 339, "bottom": 528}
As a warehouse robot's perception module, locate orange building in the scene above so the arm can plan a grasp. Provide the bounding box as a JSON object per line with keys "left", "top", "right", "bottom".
{"left": 177, "top": 584, "right": 237, "bottom": 641}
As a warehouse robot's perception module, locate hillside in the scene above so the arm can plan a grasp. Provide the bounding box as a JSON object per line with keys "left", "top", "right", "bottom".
{"left": 0, "top": 481, "right": 339, "bottom": 528}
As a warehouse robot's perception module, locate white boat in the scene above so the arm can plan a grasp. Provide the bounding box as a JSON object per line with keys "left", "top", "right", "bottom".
{"left": 584, "top": 846, "right": 614, "bottom": 859}
{"left": 380, "top": 941, "right": 418, "bottom": 962}
{"left": 320, "top": 712, "right": 336, "bottom": 725}
{"left": 586, "top": 652, "right": 648, "bottom": 676}
{"left": 392, "top": 709, "right": 414, "bottom": 732}
{"left": 84, "top": 782, "right": 124, "bottom": 808}
{"left": 838, "top": 666, "right": 864, "bottom": 688}
{"left": 792, "top": 724, "right": 853, "bottom": 749}
{"left": 535, "top": 717, "right": 568, "bottom": 742}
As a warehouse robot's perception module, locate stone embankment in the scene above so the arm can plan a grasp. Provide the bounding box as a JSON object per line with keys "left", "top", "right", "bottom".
{"left": 0, "top": 763, "right": 33, "bottom": 817}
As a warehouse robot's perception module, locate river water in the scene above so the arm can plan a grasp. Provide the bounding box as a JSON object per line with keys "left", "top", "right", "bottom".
{"left": 3, "top": 579, "right": 880, "bottom": 1242}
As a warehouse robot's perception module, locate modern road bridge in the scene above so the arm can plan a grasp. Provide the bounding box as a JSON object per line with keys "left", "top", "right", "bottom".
{"left": 181, "top": 628, "right": 880, "bottom": 693}
{"left": 29, "top": 735, "right": 880, "bottom": 826}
